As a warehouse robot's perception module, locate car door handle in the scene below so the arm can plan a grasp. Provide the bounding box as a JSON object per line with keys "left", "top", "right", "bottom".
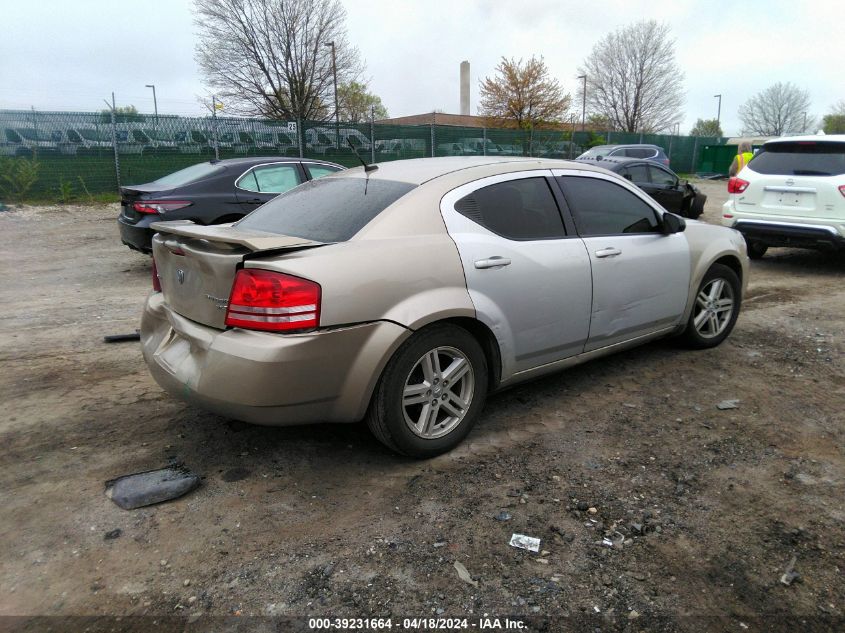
{"left": 474, "top": 256, "right": 512, "bottom": 269}
{"left": 594, "top": 247, "right": 622, "bottom": 258}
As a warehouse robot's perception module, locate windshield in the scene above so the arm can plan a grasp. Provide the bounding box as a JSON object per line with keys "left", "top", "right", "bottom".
{"left": 750, "top": 141, "right": 845, "bottom": 176}
{"left": 237, "top": 177, "right": 417, "bottom": 242}
{"left": 144, "top": 129, "right": 171, "bottom": 141}
{"left": 152, "top": 162, "right": 225, "bottom": 187}
{"left": 17, "top": 128, "right": 55, "bottom": 142}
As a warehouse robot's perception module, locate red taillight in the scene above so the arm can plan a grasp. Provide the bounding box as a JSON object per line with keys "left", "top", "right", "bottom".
{"left": 151, "top": 258, "right": 161, "bottom": 292}
{"left": 728, "top": 177, "right": 749, "bottom": 194}
{"left": 225, "top": 269, "right": 320, "bottom": 333}
{"left": 839, "top": 185, "right": 845, "bottom": 198}
{"left": 133, "top": 200, "right": 192, "bottom": 214}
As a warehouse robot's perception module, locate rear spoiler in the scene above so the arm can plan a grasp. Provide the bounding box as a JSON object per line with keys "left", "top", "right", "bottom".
{"left": 150, "top": 220, "right": 324, "bottom": 252}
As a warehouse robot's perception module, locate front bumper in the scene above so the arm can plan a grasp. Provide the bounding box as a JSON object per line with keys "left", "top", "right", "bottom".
{"left": 141, "top": 293, "right": 411, "bottom": 426}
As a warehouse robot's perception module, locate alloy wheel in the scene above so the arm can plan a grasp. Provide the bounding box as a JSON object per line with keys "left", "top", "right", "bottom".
{"left": 401, "top": 346, "right": 475, "bottom": 439}
{"left": 693, "top": 278, "right": 735, "bottom": 339}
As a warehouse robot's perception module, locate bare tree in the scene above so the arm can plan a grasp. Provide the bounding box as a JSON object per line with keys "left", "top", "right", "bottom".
{"left": 194, "top": 0, "right": 362, "bottom": 121}
{"left": 578, "top": 20, "right": 684, "bottom": 133}
{"left": 739, "top": 83, "right": 813, "bottom": 135}
{"left": 478, "top": 56, "right": 571, "bottom": 130}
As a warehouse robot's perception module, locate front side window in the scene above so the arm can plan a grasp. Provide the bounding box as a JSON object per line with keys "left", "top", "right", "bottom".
{"left": 237, "top": 164, "right": 301, "bottom": 193}
{"left": 558, "top": 176, "right": 661, "bottom": 236}
{"left": 649, "top": 165, "right": 676, "bottom": 186}
{"left": 454, "top": 177, "right": 565, "bottom": 240}
{"left": 623, "top": 164, "right": 649, "bottom": 183}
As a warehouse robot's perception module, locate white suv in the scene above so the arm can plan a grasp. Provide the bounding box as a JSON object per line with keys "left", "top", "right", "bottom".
{"left": 721, "top": 135, "right": 845, "bottom": 258}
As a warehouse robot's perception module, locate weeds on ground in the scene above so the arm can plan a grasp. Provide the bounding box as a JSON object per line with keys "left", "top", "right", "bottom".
{"left": 0, "top": 156, "right": 41, "bottom": 201}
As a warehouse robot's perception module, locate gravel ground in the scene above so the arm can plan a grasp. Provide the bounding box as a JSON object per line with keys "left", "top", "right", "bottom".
{"left": 1, "top": 181, "right": 843, "bottom": 632}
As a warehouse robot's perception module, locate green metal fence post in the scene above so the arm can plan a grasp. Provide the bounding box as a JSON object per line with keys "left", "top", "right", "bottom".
{"left": 430, "top": 125, "right": 435, "bottom": 158}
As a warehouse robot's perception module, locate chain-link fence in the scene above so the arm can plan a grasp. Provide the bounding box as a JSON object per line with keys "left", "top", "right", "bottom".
{"left": 0, "top": 109, "right": 727, "bottom": 201}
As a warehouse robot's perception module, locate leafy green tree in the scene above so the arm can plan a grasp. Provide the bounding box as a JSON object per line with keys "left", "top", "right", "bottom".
{"left": 822, "top": 100, "right": 845, "bottom": 134}
{"left": 689, "top": 118, "right": 723, "bottom": 137}
{"left": 479, "top": 56, "right": 570, "bottom": 130}
{"left": 337, "top": 81, "right": 388, "bottom": 123}
{"left": 99, "top": 105, "right": 144, "bottom": 124}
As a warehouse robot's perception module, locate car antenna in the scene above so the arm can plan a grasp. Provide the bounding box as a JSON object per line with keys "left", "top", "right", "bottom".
{"left": 347, "top": 138, "right": 378, "bottom": 173}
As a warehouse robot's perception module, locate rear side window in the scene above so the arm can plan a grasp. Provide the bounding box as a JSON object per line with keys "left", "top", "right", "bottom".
{"left": 236, "top": 177, "right": 416, "bottom": 242}
{"left": 558, "top": 176, "right": 661, "bottom": 236}
{"left": 454, "top": 177, "right": 565, "bottom": 240}
{"left": 750, "top": 142, "right": 845, "bottom": 176}
{"left": 152, "top": 162, "right": 224, "bottom": 187}
{"left": 305, "top": 164, "right": 342, "bottom": 179}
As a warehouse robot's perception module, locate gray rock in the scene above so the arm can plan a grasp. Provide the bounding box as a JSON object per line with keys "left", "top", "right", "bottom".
{"left": 494, "top": 510, "right": 512, "bottom": 522}
{"left": 106, "top": 467, "right": 200, "bottom": 510}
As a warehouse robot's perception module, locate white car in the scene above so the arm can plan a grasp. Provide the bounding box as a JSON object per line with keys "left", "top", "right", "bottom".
{"left": 721, "top": 135, "right": 845, "bottom": 258}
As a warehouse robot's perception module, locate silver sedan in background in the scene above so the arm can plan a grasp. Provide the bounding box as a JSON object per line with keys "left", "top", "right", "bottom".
{"left": 141, "top": 157, "right": 748, "bottom": 457}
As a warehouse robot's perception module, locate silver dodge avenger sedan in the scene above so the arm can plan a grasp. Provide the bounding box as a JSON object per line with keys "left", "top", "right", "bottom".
{"left": 142, "top": 157, "right": 748, "bottom": 457}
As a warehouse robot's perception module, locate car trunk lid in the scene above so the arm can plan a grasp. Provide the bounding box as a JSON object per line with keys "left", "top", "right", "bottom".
{"left": 120, "top": 184, "right": 171, "bottom": 224}
{"left": 151, "top": 220, "right": 324, "bottom": 329}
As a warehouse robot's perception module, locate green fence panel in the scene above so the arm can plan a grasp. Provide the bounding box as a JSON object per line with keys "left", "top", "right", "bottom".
{"left": 0, "top": 109, "right": 732, "bottom": 201}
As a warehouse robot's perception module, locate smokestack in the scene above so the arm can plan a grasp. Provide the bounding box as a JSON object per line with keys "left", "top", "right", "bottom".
{"left": 460, "top": 61, "right": 470, "bottom": 115}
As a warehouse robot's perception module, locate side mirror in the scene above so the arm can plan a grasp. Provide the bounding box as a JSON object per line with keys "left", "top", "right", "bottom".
{"left": 678, "top": 179, "right": 688, "bottom": 187}
{"left": 662, "top": 212, "right": 686, "bottom": 234}
{"left": 623, "top": 173, "right": 633, "bottom": 181}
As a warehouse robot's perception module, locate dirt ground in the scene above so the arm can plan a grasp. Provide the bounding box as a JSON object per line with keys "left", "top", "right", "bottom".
{"left": 1, "top": 180, "right": 843, "bottom": 632}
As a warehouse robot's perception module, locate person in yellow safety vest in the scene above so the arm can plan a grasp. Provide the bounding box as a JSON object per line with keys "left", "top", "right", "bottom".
{"left": 729, "top": 141, "right": 754, "bottom": 177}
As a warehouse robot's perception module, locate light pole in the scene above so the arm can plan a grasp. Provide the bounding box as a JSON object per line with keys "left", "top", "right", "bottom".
{"left": 802, "top": 111, "right": 807, "bottom": 133}
{"left": 714, "top": 94, "right": 722, "bottom": 130}
{"left": 324, "top": 41, "right": 339, "bottom": 151}
{"left": 577, "top": 74, "right": 587, "bottom": 132}
{"left": 145, "top": 84, "right": 158, "bottom": 124}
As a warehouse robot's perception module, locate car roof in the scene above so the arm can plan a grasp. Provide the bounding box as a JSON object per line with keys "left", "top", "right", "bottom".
{"left": 587, "top": 144, "right": 663, "bottom": 151}
{"left": 338, "top": 156, "right": 614, "bottom": 185}
{"left": 763, "top": 134, "right": 845, "bottom": 145}
{"left": 208, "top": 156, "right": 341, "bottom": 168}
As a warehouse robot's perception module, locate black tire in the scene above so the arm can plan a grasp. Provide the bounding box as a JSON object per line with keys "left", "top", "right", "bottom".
{"left": 682, "top": 263, "right": 742, "bottom": 349}
{"left": 366, "top": 324, "right": 488, "bottom": 458}
{"left": 746, "top": 240, "right": 768, "bottom": 259}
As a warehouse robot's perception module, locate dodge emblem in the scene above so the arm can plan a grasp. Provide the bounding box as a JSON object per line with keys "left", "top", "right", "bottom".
{"left": 177, "top": 269, "right": 185, "bottom": 285}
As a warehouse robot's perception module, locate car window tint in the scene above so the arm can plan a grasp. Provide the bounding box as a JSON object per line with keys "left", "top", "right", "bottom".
{"left": 236, "top": 177, "right": 416, "bottom": 242}
{"left": 626, "top": 164, "right": 649, "bottom": 182}
{"left": 250, "top": 164, "right": 301, "bottom": 193}
{"left": 454, "top": 177, "right": 565, "bottom": 240}
{"left": 649, "top": 166, "right": 676, "bottom": 186}
{"left": 749, "top": 141, "right": 845, "bottom": 176}
{"left": 152, "top": 162, "right": 225, "bottom": 187}
{"left": 305, "top": 164, "right": 341, "bottom": 179}
{"left": 558, "top": 176, "right": 661, "bottom": 236}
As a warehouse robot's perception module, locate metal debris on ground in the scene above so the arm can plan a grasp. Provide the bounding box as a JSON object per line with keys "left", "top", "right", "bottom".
{"left": 716, "top": 399, "right": 740, "bottom": 410}
{"left": 509, "top": 534, "right": 541, "bottom": 552}
{"left": 105, "top": 466, "right": 200, "bottom": 510}
{"left": 494, "top": 510, "right": 512, "bottom": 522}
{"left": 103, "top": 331, "right": 141, "bottom": 343}
{"left": 453, "top": 561, "right": 478, "bottom": 587}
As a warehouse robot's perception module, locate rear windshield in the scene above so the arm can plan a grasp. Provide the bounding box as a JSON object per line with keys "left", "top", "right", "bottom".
{"left": 152, "top": 162, "right": 224, "bottom": 187}
{"left": 578, "top": 146, "right": 611, "bottom": 159}
{"left": 750, "top": 141, "right": 845, "bottom": 176}
{"left": 236, "top": 177, "right": 417, "bottom": 242}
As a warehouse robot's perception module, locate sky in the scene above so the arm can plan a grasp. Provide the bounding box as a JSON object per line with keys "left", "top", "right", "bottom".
{"left": 1, "top": 0, "right": 842, "bottom": 137}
